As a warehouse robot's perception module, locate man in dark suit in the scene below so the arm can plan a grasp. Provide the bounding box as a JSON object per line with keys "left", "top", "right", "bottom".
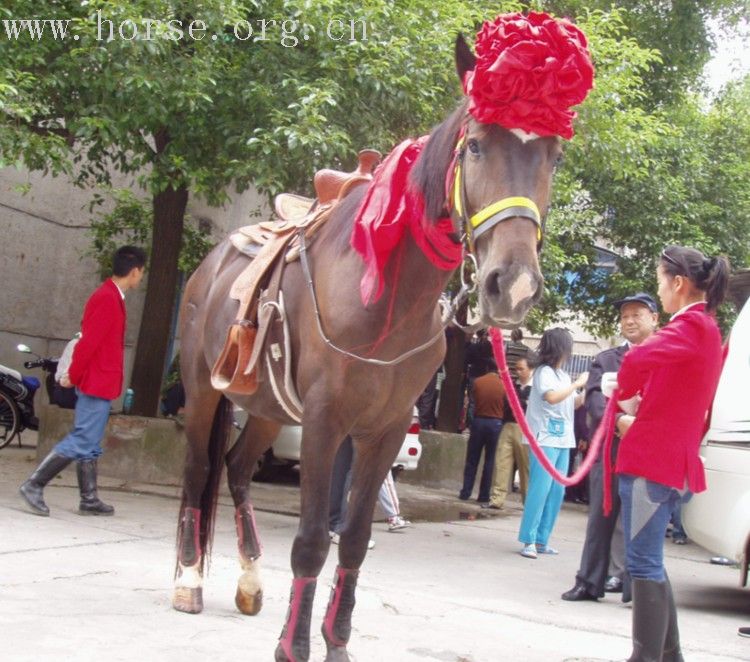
{"left": 562, "top": 293, "right": 658, "bottom": 602}
{"left": 19, "top": 246, "right": 146, "bottom": 517}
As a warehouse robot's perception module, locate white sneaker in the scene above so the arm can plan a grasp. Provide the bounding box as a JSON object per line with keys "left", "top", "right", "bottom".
{"left": 520, "top": 544, "right": 538, "bottom": 559}
{"left": 387, "top": 516, "right": 411, "bottom": 531}
{"left": 330, "top": 531, "right": 374, "bottom": 549}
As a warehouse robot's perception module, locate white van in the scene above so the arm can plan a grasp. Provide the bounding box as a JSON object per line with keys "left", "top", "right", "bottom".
{"left": 683, "top": 295, "right": 750, "bottom": 586}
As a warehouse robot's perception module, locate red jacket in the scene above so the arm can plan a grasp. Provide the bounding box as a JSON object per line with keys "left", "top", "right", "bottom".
{"left": 68, "top": 279, "right": 126, "bottom": 400}
{"left": 615, "top": 302, "right": 722, "bottom": 492}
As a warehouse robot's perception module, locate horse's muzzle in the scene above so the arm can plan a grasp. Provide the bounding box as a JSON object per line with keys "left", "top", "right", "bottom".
{"left": 480, "top": 262, "right": 543, "bottom": 326}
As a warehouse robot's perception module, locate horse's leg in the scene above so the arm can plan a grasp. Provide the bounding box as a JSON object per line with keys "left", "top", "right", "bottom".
{"left": 276, "top": 408, "right": 346, "bottom": 662}
{"left": 173, "top": 385, "right": 226, "bottom": 614}
{"left": 225, "top": 415, "right": 280, "bottom": 616}
{"left": 321, "top": 427, "right": 406, "bottom": 662}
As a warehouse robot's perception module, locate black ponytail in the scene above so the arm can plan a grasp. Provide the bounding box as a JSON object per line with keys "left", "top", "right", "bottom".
{"left": 701, "top": 255, "right": 730, "bottom": 311}
{"left": 660, "top": 245, "right": 730, "bottom": 312}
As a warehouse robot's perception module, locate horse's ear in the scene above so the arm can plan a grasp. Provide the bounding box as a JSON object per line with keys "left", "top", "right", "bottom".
{"left": 455, "top": 34, "right": 476, "bottom": 86}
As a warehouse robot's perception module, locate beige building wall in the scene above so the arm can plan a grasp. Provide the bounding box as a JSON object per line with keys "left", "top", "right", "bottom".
{"left": 0, "top": 165, "right": 269, "bottom": 407}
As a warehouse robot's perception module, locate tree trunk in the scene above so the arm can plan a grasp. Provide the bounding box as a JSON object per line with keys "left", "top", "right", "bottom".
{"left": 129, "top": 130, "right": 188, "bottom": 416}
{"left": 436, "top": 325, "right": 468, "bottom": 432}
{"left": 129, "top": 183, "right": 187, "bottom": 416}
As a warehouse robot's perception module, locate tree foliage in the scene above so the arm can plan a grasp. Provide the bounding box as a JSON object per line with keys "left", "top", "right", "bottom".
{"left": 86, "top": 189, "right": 215, "bottom": 278}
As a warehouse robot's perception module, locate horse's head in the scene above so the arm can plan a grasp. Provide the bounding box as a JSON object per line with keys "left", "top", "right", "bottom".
{"left": 413, "top": 16, "right": 592, "bottom": 327}
{"left": 453, "top": 35, "right": 558, "bottom": 327}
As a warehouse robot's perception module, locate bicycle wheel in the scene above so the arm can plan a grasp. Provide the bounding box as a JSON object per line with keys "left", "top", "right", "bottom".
{"left": 0, "top": 389, "right": 21, "bottom": 449}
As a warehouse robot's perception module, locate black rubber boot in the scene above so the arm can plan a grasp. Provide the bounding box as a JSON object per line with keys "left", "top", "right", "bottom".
{"left": 19, "top": 452, "right": 73, "bottom": 516}
{"left": 663, "top": 576, "right": 684, "bottom": 662}
{"left": 628, "top": 578, "right": 670, "bottom": 662}
{"left": 77, "top": 460, "right": 114, "bottom": 516}
{"left": 622, "top": 571, "right": 632, "bottom": 604}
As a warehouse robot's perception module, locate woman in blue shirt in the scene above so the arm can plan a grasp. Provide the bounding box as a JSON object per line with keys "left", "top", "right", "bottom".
{"left": 518, "top": 328, "right": 588, "bottom": 558}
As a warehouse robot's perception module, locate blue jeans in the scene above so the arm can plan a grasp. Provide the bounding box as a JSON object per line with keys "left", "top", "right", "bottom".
{"left": 619, "top": 474, "right": 690, "bottom": 581}
{"left": 518, "top": 446, "right": 569, "bottom": 546}
{"left": 53, "top": 390, "right": 111, "bottom": 461}
{"left": 460, "top": 417, "right": 502, "bottom": 502}
{"left": 329, "top": 437, "right": 354, "bottom": 533}
{"left": 670, "top": 502, "right": 687, "bottom": 540}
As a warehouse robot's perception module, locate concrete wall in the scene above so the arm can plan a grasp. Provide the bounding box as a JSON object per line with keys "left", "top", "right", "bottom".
{"left": 399, "top": 430, "right": 467, "bottom": 492}
{"left": 37, "top": 405, "right": 469, "bottom": 491}
{"left": 36, "top": 405, "right": 186, "bottom": 485}
{"left": 0, "top": 164, "right": 269, "bottom": 408}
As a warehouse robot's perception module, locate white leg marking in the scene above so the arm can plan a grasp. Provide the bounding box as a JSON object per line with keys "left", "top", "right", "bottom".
{"left": 175, "top": 563, "right": 203, "bottom": 589}
{"left": 239, "top": 558, "right": 262, "bottom": 595}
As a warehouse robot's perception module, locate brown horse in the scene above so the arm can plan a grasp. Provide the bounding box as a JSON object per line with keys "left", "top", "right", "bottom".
{"left": 173, "top": 36, "right": 561, "bottom": 662}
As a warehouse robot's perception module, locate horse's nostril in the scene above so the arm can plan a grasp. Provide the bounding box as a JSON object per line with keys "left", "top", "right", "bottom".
{"left": 485, "top": 268, "right": 502, "bottom": 298}
{"left": 485, "top": 266, "right": 543, "bottom": 311}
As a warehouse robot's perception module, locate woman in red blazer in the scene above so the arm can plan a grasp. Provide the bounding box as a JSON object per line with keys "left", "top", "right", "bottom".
{"left": 615, "top": 245, "right": 729, "bottom": 662}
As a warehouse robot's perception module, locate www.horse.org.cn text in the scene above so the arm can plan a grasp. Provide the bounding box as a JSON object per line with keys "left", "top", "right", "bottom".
{"left": 1, "top": 12, "right": 371, "bottom": 47}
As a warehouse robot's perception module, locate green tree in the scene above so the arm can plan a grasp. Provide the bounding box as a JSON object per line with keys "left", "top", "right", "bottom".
{"left": 516, "top": 2, "right": 750, "bottom": 337}
{"left": 528, "top": 0, "right": 750, "bottom": 106}
{"left": 1, "top": 0, "right": 520, "bottom": 415}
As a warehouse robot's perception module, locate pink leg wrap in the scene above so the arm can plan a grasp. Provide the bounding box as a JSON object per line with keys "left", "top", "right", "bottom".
{"left": 235, "top": 503, "right": 262, "bottom": 561}
{"left": 323, "top": 566, "right": 359, "bottom": 648}
{"left": 277, "top": 576, "right": 317, "bottom": 662}
{"left": 178, "top": 507, "right": 201, "bottom": 566}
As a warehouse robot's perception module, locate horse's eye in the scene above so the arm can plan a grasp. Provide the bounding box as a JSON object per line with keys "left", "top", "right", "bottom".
{"left": 553, "top": 153, "right": 564, "bottom": 169}
{"left": 467, "top": 138, "right": 480, "bottom": 156}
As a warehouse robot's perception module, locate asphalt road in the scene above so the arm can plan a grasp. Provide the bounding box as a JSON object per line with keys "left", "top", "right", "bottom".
{"left": 1, "top": 443, "right": 748, "bottom": 662}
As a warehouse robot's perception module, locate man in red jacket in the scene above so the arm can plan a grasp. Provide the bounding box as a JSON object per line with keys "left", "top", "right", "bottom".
{"left": 20, "top": 245, "right": 146, "bottom": 517}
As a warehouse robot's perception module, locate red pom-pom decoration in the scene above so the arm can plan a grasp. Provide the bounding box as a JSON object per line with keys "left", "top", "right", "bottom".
{"left": 463, "top": 12, "right": 594, "bottom": 140}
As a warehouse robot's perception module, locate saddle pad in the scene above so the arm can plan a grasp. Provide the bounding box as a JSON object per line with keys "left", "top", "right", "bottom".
{"left": 230, "top": 230, "right": 263, "bottom": 257}
{"left": 229, "top": 230, "right": 294, "bottom": 306}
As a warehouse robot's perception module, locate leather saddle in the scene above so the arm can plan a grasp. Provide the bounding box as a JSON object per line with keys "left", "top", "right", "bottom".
{"left": 210, "top": 149, "right": 382, "bottom": 395}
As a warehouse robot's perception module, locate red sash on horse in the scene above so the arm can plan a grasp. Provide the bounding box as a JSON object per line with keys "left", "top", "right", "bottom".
{"left": 351, "top": 137, "right": 462, "bottom": 305}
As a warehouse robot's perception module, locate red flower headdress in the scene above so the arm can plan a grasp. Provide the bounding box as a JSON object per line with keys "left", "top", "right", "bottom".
{"left": 463, "top": 12, "right": 594, "bottom": 139}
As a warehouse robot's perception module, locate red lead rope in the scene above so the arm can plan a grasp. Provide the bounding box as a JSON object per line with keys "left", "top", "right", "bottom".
{"left": 488, "top": 328, "right": 620, "bottom": 515}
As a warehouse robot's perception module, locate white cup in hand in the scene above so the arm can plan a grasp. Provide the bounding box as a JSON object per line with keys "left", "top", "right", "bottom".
{"left": 601, "top": 372, "right": 618, "bottom": 398}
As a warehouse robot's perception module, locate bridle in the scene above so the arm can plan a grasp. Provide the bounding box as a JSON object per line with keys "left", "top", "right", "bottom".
{"left": 446, "top": 128, "right": 545, "bottom": 255}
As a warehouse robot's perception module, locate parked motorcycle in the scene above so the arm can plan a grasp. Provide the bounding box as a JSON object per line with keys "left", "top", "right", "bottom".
{"left": 0, "top": 344, "right": 59, "bottom": 449}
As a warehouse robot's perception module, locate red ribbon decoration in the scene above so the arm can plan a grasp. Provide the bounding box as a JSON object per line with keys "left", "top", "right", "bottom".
{"left": 351, "top": 137, "right": 463, "bottom": 306}
{"left": 464, "top": 12, "right": 595, "bottom": 139}
{"left": 488, "top": 327, "right": 620, "bottom": 515}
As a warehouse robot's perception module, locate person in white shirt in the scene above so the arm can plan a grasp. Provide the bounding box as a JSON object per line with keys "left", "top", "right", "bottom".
{"left": 518, "top": 328, "right": 587, "bottom": 559}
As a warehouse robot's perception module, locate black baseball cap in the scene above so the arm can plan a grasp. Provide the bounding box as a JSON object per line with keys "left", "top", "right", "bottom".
{"left": 613, "top": 292, "right": 658, "bottom": 313}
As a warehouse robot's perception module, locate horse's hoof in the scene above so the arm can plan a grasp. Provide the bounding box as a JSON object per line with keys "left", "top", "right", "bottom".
{"left": 173, "top": 586, "right": 203, "bottom": 614}
{"left": 324, "top": 645, "right": 351, "bottom": 662}
{"left": 235, "top": 585, "right": 263, "bottom": 615}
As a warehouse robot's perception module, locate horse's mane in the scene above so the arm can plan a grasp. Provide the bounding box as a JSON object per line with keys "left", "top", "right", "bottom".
{"left": 410, "top": 101, "right": 467, "bottom": 223}
{"left": 329, "top": 100, "right": 467, "bottom": 257}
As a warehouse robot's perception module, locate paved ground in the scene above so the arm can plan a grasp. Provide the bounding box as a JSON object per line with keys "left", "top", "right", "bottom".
{"left": 1, "top": 439, "right": 748, "bottom": 662}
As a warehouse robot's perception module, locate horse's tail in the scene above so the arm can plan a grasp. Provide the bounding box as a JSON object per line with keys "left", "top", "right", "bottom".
{"left": 175, "top": 395, "right": 233, "bottom": 577}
